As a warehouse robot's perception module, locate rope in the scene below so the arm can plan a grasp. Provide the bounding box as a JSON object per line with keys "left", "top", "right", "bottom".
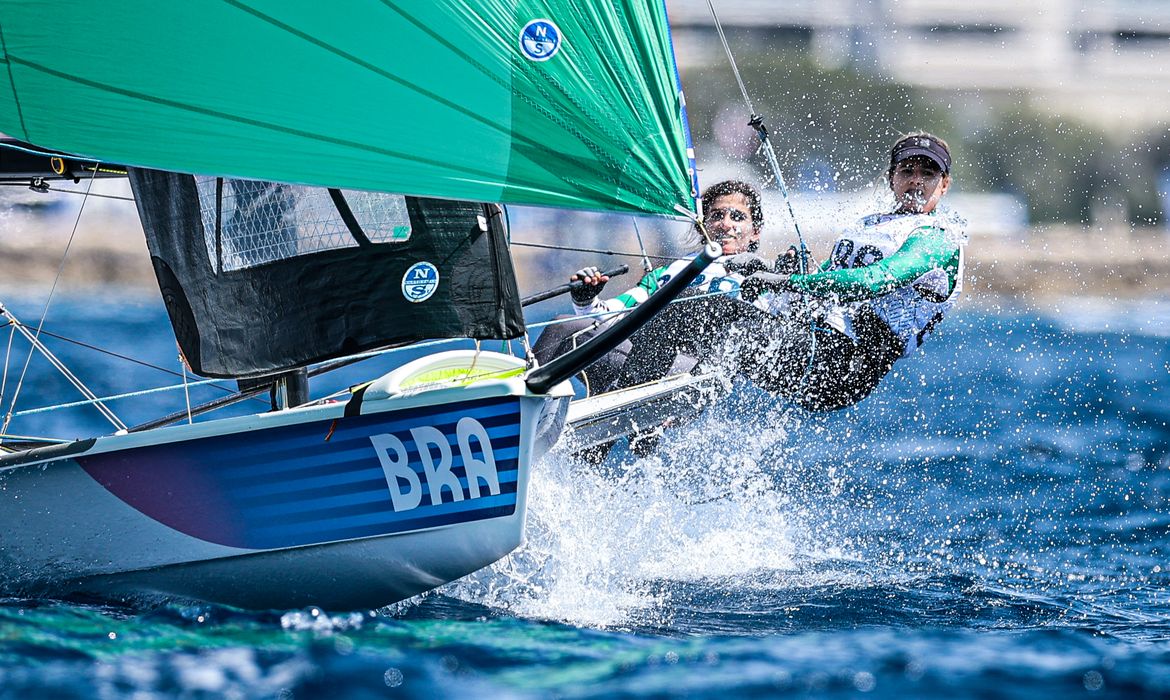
{"left": 0, "top": 182, "right": 136, "bottom": 202}
{"left": 706, "top": 0, "right": 822, "bottom": 400}
{"left": 567, "top": 320, "right": 601, "bottom": 395}
{"left": 693, "top": 217, "right": 715, "bottom": 248}
{"left": 705, "top": 0, "right": 810, "bottom": 275}
{"left": 180, "top": 350, "right": 193, "bottom": 425}
{"left": 520, "top": 332, "right": 535, "bottom": 368}
{"left": 630, "top": 218, "right": 653, "bottom": 273}
{"left": 469, "top": 339, "right": 482, "bottom": 383}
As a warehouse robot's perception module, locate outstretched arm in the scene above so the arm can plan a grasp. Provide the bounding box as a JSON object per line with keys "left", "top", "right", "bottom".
{"left": 786, "top": 230, "right": 960, "bottom": 302}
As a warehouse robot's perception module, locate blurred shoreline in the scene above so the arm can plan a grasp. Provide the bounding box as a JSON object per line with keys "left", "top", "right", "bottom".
{"left": 964, "top": 225, "right": 1170, "bottom": 303}
{"left": 3, "top": 227, "right": 1167, "bottom": 308}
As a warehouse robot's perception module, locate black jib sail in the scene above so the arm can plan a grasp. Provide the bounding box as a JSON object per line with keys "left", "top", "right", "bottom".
{"left": 129, "top": 168, "right": 524, "bottom": 379}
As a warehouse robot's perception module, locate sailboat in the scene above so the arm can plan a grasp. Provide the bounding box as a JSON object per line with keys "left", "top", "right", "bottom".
{"left": 0, "top": 1, "right": 715, "bottom": 610}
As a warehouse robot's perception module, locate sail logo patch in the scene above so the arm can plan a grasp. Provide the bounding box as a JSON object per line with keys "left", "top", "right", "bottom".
{"left": 402, "top": 262, "right": 439, "bottom": 303}
{"left": 519, "top": 19, "right": 561, "bottom": 61}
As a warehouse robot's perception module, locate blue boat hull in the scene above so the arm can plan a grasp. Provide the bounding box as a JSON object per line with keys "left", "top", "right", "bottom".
{"left": 0, "top": 378, "right": 570, "bottom": 610}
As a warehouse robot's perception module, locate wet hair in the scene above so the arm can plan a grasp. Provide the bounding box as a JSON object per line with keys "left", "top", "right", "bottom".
{"left": 888, "top": 131, "right": 952, "bottom": 178}
{"left": 695, "top": 179, "right": 763, "bottom": 252}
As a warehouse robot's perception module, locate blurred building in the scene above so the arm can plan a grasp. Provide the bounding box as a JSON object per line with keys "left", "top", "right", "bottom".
{"left": 667, "top": 0, "right": 1170, "bottom": 132}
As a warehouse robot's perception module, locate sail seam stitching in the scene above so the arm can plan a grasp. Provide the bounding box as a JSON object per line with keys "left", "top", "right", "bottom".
{"left": 375, "top": 0, "right": 644, "bottom": 194}
{"left": 223, "top": 0, "right": 615, "bottom": 195}
{"left": 3, "top": 54, "right": 506, "bottom": 182}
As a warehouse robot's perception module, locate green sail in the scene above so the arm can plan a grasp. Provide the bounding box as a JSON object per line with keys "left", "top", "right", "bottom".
{"left": 0, "top": 1, "right": 694, "bottom": 218}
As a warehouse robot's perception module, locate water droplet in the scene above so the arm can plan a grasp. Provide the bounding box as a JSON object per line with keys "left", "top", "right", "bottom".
{"left": 384, "top": 668, "right": 404, "bottom": 687}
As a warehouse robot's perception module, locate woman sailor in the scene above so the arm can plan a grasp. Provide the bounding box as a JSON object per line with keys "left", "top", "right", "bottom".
{"left": 738, "top": 131, "right": 967, "bottom": 410}
{"left": 537, "top": 131, "right": 966, "bottom": 411}
{"left": 531, "top": 179, "right": 770, "bottom": 395}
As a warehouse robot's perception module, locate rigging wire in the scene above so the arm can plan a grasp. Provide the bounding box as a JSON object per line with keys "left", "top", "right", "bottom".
{"left": 706, "top": 1, "right": 757, "bottom": 117}
{"left": 7, "top": 376, "right": 239, "bottom": 420}
{"left": 1, "top": 166, "right": 128, "bottom": 434}
{"left": 705, "top": 0, "right": 810, "bottom": 275}
{"left": 0, "top": 322, "right": 242, "bottom": 391}
{"left": 0, "top": 320, "right": 14, "bottom": 410}
{"left": 4, "top": 287, "right": 738, "bottom": 430}
{"left": 1, "top": 305, "right": 125, "bottom": 430}
{"left": 705, "top": 0, "right": 824, "bottom": 402}
{"left": 629, "top": 218, "right": 654, "bottom": 274}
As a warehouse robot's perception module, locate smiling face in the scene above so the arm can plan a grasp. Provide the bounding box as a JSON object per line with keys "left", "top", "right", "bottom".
{"left": 704, "top": 192, "right": 760, "bottom": 255}
{"left": 889, "top": 156, "right": 951, "bottom": 214}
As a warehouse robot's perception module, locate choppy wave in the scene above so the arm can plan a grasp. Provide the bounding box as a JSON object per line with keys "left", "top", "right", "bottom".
{"left": 1, "top": 301, "right": 1169, "bottom": 698}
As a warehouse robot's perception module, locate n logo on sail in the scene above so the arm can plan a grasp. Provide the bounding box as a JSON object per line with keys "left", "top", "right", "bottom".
{"left": 401, "top": 262, "right": 440, "bottom": 303}
{"left": 520, "top": 19, "right": 561, "bottom": 61}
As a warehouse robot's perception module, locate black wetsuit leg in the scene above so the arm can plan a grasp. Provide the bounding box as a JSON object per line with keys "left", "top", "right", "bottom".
{"left": 789, "top": 328, "right": 861, "bottom": 411}
{"left": 531, "top": 316, "right": 632, "bottom": 395}
{"left": 736, "top": 311, "right": 825, "bottom": 395}
{"left": 737, "top": 307, "right": 903, "bottom": 411}
{"left": 809, "top": 309, "right": 903, "bottom": 410}
{"left": 612, "top": 296, "right": 750, "bottom": 390}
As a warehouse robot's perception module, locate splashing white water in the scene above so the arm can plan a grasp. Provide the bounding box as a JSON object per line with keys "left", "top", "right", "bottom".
{"left": 442, "top": 395, "right": 816, "bottom": 628}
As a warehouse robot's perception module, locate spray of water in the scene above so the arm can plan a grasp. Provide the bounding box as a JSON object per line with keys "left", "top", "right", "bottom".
{"left": 442, "top": 391, "right": 827, "bottom": 628}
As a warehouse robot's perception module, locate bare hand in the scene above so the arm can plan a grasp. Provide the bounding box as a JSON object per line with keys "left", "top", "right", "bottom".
{"left": 571, "top": 266, "right": 610, "bottom": 286}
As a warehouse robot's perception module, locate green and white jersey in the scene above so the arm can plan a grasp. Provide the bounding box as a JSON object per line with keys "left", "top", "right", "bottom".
{"left": 787, "top": 209, "right": 966, "bottom": 356}
{"left": 573, "top": 256, "right": 770, "bottom": 317}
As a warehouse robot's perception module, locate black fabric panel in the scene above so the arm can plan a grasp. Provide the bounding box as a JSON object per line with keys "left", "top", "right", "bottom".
{"left": 150, "top": 256, "right": 202, "bottom": 372}
{"left": 128, "top": 168, "right": 526, "bottom": 379}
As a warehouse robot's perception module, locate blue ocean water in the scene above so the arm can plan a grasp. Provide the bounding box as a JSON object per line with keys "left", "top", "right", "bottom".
{"left": 0, "top": 292, "right": 1168, "bottom": 698}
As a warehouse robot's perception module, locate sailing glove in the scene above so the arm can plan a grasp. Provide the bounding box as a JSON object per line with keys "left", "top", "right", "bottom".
{"left": 722, "top": 252, "right": 769, "bottom": 276}
{"left": 570, "top": 266, "right": 607, "bottom": 304}
{"left": 774, "top": 246, "right": 802, "bottom": 274}
{"left": 740, "top": 271, "right": 792, "bottom": 302}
